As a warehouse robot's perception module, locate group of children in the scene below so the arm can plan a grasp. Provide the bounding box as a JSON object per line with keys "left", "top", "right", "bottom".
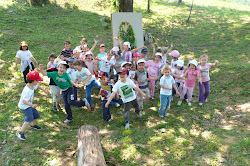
{"left": 15, "top": 39, "right": 219, "bottom": 140}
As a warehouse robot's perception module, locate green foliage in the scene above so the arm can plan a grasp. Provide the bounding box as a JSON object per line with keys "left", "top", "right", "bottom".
{"left": 118, "top": 22, "right": 136, "bottom": 49}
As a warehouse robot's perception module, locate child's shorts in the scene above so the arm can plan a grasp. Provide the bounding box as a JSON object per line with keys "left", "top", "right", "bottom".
{"left": 21, "top": 107, "right": 40, "bottom": 122}
{"left": 49, "top": 85, "right": 61, "bottom": 102}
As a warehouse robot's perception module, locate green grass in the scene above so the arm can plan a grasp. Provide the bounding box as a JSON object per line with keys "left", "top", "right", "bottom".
{"left": 0, "top": 0, "right": 250, "bottom": 165}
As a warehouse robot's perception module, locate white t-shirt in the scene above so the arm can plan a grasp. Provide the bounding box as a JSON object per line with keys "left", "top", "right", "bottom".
{"left": 18, "top": 85, "right": 38, "bottom": 110}
{"left": 75, "top": 67, "right": 94, "bottom": 85}
{"left": 112, "top": 79, "right": 136, "bottom": 103}
{"left": 160, "top": 75, "right": 175, "bottom": 95}
{"left": 67, "top": 68, "right": 76, "bottom": 82}
{"left": 16, "top": 50, "right": 33, "bottom": 72}
{"left": 100, "top": 57, "right": 115, "bottom": 73}
{"left": 171, "top": 59, "right": 177, "bottom": 70}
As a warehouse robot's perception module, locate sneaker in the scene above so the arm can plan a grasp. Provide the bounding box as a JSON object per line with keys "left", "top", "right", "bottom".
{"left": 151, "top": 97, "right": 154, "bottom": 100}
{"left": 64, "top": 119, "right": 72, "bottom": 123}
{"left": 114, "top": 103, "right": 120, "bottom": 107}
{"left": 205, "top": 99, "right": 208, "bottom": 102}
{"left": 30, "top": 125, "right": 42, "bottom": 130}
{"left": 107, "top": 119, "right": 113, "bottom": 124}
{"left": 164, "top": 112, "right": 168, "bottom": 117}
{"left": 83, "top": 98, "right": 90, "bottom": 109}
{"left": 185, "top": 99, "right": 188, "bottom": 102}
{"left": 57, "top": 104, "right": 62, "bottom": 111}
{"left": 199, "top": 103, "right": 203, "bottom": 106}
{"left": 188, "top": 102, "right": 192, "bottom": 106}
{"left": 16, "top": 132, "right": 25, "bottom": 140}
{"left": 52, "top": 105, "right": 57, "bottom": 113}
{"left": 125, "top": 123, "right": 130, "bottom": 129}
{"left": 87, "top": 107, "right": 92, "bottom": 112}
{"left": 177, "top": 101, "right": 182, "bottom": 106}
{"left": 159, "top": 115, "right": 164, "bottom": 119}
{"left": 137, "top": 111, "right": 142, "bottom": 118}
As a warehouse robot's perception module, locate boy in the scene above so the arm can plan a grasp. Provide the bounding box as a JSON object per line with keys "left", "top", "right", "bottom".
{"left": 97, "top": 44, "right": 107, "bottom": 69}
{"left": 61, "top": 41, "right": 73, "bottom": 61}
{"left": 105, "top": 68, "right": 146, "bottom": 129}
{"left": 141, "top": 48, "right": 148, "bottom": 60}
{"left": 99, "top": 72, "right": 123, "bottom": 123}
{"left": 17, "top": 71, "right": 47, "bottom": 140}
{"left": 39, "top": 61, "right": 90, "bottom": 123}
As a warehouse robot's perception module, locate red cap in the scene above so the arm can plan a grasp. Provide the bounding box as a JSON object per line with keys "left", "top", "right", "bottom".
{"left": 26, "top": 71, "right": 43, "bottom": 81}
{"left": 117, "top": 67, "right": 129, "bottom": 75}
{"left": 99, "top": 72, "right": 109, "bottom": 78}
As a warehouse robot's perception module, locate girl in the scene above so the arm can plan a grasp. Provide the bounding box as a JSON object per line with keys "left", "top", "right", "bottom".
{"left": 54, "top": 54, "right": 64, "bottom": 67}
{"left": 177, "top": 60, "right": 202, "bottom": 106}
{"left": 73, "top": 60, "right": 101, "bottom": 112}
{"left": 96, "top": 50, "right": 115, "bottom": 77}
{"left": 47, "top": 53, "right": 57, "bottom": 69}
{"left": 113, "top": 50, "right": 124, "bottom": 73}
{"left": 72, "top": 48, "right": 82, "bottom": 61}
{"left": 132, "top": 52, "right": 141, "bottom": 62}
{"left": 15, "top": 41, "right": 38, "bottom": 83}
{"left": 159, "top": 65, "right": 179, "bottom": 118}
{"left": 145, "top": 52, "right": 164, "bottom": 99}
{"left": 197, "top": 54, "right": 219, "bottom": 105}
{"left": 167, "top": 50, "right": 180, "bottom": 69}
{"left": 84, "top": 51, "right": 97, "bottom": 75}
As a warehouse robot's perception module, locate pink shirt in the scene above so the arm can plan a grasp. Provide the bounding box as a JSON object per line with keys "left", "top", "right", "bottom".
{"left": 145, "top": 60, "right": 163, "bottom": 77}
{"left": 184, "top": 70, "right": 200, "bottom": 87}
{"left": 197, "top": 63, "right": 211, "bottom": 82}
{"left": 47, "top": 61, "right": 54, "bottom": 69}
{"left": 173, "top": 68, "right": 185, "bottom": 83}
{"left": 80, "top": 52, "right": 86, "bottom": 62}
{"left": 85, "top": 60, "right": 96, "bottom": 75}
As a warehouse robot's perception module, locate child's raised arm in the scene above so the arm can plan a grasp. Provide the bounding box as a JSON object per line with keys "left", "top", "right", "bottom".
{"left": 211, "top": 60, "right": 219, "bottom": 67}
{"left": 90, "top": 39, "right": 97, "bottom": 53}
{"left": 114, "top": 37, "right": 123, "bottom": 52}
{"left": 39, "top": 64, "right": 47, "bottom": 76}
{"left": 151, "top": 43, "right": 156, "bottom": 56}
{"left": 105, "top": 91, "right": 117, "bottom": 108}
{"left": 131, "top": 46, "right": 147, "bottom": 54}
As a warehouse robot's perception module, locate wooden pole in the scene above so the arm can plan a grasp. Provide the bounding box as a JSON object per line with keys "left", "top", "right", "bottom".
{"left": 78, "top": 125, "right": 107, "bottom": 166}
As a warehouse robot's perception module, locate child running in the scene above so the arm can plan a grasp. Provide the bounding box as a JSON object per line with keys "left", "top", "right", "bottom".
{"left": 159, "top": 65, "right": 180, "bottom": 118}
{"left": 16, "top": 71, "right": 46, "bottom": 140}
{"left": 105, "top": 68, "right": 146, "bottom": 129}
{"left": 39, "top": 61, "right": 90, "bottom": 123}
{"left": 197, "top": 54, "right": 219, "bottom": 106}
{"left": 177, "top": 60, "right": 202, "bottom": 106}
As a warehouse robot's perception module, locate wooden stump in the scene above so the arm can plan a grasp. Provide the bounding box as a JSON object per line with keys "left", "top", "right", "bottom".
{"left": 78, "top": 125, "right": 107, "bottom": 166}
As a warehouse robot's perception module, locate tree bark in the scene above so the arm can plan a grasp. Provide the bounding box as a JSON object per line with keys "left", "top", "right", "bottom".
{"left": 148, "top": 0, "right": 150, "bottom": 13}
{"left": 119, "top": 0, "right": 133, "bottom": 12}
{"left": 178, "top": 0, "right": 182, "bottom": 3}
{"left": 78, "top": 125, "right": 106, "bottom": 166}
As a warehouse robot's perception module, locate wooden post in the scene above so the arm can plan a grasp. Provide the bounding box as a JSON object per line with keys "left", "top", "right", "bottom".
{"left": 78, "top": 125, "right": 107, "bottom": 166}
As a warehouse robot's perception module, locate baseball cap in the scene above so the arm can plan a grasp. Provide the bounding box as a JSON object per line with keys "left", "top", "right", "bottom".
{"left": 99, "top": 44, "right": 105, "bottom": 48}
{"left": 141, "top": 48, "right": 148, "bottom": 54}
{"left": 58, "top": 61, "right": 69, "bottom": 68}
{"left": 85, "top": 51, "right": 93, "bottom": 55}
{"left": 73, "top": 48, "right": 82, "bottom": 54}
{"left": 169, "top": 50, "right": 180, "bottom": 58}
{"left": 117, "top": 67, "right": 129, "bottom": 75}
{"left": 155, "top": 52, "right": 162, "bottom": 57}
{"left": 26, "top": 71, "right": 43, "bottom": 81}
{"left": 112, "top": 46, "right": 119, "bottom": 52}
{"left": 123, "top": 41, "right": 131, "bottom": 49}
{"left": 99, "top": 72, "right": 109, "bottom": 78}
{"left": 121, "top": 61, "right": 132, "bottom": 67}
{"left": 175, "top": 60, "right": 184, "bottom": 67}
{"left": 132, "top": 52, "right": 141, "bottom": 58}
{"left": 189, "top": 60, "right": 198, "bottom": 67}
{"left": 68, "top": 57, "right": 75, "bottom": 63}
{"left": 137, "top": 59, "right": 146, "bottom": 65}
{"left": 20, "top": 41, "right": 28, "bottom": 46}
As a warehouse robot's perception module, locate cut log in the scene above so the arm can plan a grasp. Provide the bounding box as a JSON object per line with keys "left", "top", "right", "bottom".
{"left": 78, "top": 125, "right": 107, "bottom": 166}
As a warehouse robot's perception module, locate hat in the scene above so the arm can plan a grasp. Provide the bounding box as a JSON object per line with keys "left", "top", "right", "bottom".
{"left": 58, "top": 61, "right": 69, "bottom": 68}
{"left": 117, "top": 67, "right": 129, "bottom": 75}
{"left": 99, "top": 72, "right": 109, "bottom": 78}
{"left": 123, "top": 41, "right": 131, "bottom": 49}
{"left": 132, "top": 52, "right": 141, "bottom": 58}
{"left": 85, "top": 51, "right": 93, "bottom": 55}
{"left": 68, "top": 57, "right": 75, "bottom": 63}
{"left": 20, "top": 41, "right": 28, "bottom": 46}
{"left": 155, "top": 52, "right": 162, "bottom": 57}
{"left": 112, "top": 46, "right": 119, "bottom": 52}
{"left": 73, "top": 48, "right": 82, "bottom": 54}
{"left": 137, "top": 59, "right": 146, "bottom": 65}
{"left": 175, "top": 60, "right": 184, "bottom": 67}
{"left": 121, "top": 61, "right": 132, "bottom": 67}
{"left": 99, "top": 44, "right": 105, "bottom": 48}
{"left": 169, "top": 50, "right": 180, "bottom": 58}
{"left": 141, "top": 48, "right": 148, "bottom": 54}
{"left": 189, "top": 60, "right": 198, "bottom": 67}
{"left": 26, "top": 71, "right": 43, "bottom": 81}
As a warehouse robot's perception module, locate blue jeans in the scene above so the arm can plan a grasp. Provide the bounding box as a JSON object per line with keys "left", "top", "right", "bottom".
{"left": 21, "top": 107, "right": 40, "bottom": 122}
{"left": 86, "top": 79, "right": 101, "bottom": 107}
{"left": 110, "top": 98, "right": 123, "bottom": 106}
{"left": 158, "top": 94, "right": 171, "bottom": 116}
{"left": 62, "top": 87, "right": 86, "bottom": 120}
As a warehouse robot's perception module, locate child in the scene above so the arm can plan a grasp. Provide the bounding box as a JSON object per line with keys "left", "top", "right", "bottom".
{"left": 39, "top": 61, "right": 90, "bottom": 123}
{"left": 17, "top": 71, "right": 45, "bottom": 140}
{"left": 134, "top": 59, "right": 151, "bottom": 110}
{"left": 145, "top": 52, "right": 164, "bottom": 99}
{"left": 73, "top": 60, "right": 101, "bottom": 111}
{"left": 159, "top": 65, "right": 180, "bottom": 118}
{"left": 15, "top": 41, "right": 38, "bottom": 83}
{"left": 105, "top": 68, "right": 146, "bottom": 129}
{"left": 47, "top": 53, "right": 57, "bottom": 69}
{"left": 99, "top": 72, "right": 123, "bottom": 123}
{"left": 84, "top": 51, "right": 97, "bottom": 75}
{"left": 61, "top": 40, "right": 73, "bottom": 61}
{"left": 197, "top": 54, "right": 219, "bottom": 105}
{"left": 96, "top": 50, "right": 115, "bottom": 76}
{"left": 167, "top": 50, "right": 180, "bottom": 69}
{"left": 129, "top": 61, "right": 137, "bottom": 80}
{"left": 54, "top": 54, "right": 64, "bottom": 67}
{"left": 72, "top": 48, "right": 82, "bottom": 61}
{"left": 75, "top": 38, "right": 88, "bottom": 50}
{"left": 97, "top": 44, "right": 107, "bottom": 69}
{"left": 67, "top": 57, "right": 77, "bottom": 105}
{"left": 80, "top": 40, "right": 97, "bottom": 61}
{"left": 177, "top": 60, "right": 202, "bottom": 106}
{"left": 141, "top": 48, "right": 148, "bottom": 60}
{"left": 132, "top": 52, "right": 141, "bottom": 62}
{"left": 113, "top": 50, "right": 124, "bottom": 73}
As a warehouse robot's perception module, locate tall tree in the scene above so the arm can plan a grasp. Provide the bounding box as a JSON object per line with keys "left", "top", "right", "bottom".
{"left": 148, "top": 0, "right": 150, "bottom": 13}
{"left": 119, "top": 0, "right": 133, "bottom": 12}
{"left": 178, "top": 0, "right": 182, "bottom": 3}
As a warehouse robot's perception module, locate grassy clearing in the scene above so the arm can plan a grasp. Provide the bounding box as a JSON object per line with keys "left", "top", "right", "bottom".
{"left": 0, "top": 0, "right": 249, "bottom": 165}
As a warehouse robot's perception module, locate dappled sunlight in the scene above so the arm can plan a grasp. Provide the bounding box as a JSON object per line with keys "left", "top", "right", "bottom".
{"left": 235, "top": 102, "right": 250, "bottom": 112}
{"left": 121, "top": 144, "right": 137, "bottom": 160}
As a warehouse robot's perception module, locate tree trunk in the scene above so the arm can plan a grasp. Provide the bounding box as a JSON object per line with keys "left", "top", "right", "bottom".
{"left": 178, "top": 0, "right": 183, "bottom": 3}
{"left": 28, "top": 0, "right": 48, "bottom": 6}
{"left": 78, "top": 125, "right": 106, "bottom": 166}
{"left": 119, "top": 0, "right": 133, "bottom": 12}
{"left": 148, "top": 0, "right": 150, "bottom": 13}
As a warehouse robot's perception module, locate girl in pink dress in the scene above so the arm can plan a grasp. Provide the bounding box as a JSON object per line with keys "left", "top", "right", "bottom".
{"left": 145, "top": 52, "right": 164, "bottom": 99}
{"left": 84, "top": 51, "right": 97, "bottom": 75}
